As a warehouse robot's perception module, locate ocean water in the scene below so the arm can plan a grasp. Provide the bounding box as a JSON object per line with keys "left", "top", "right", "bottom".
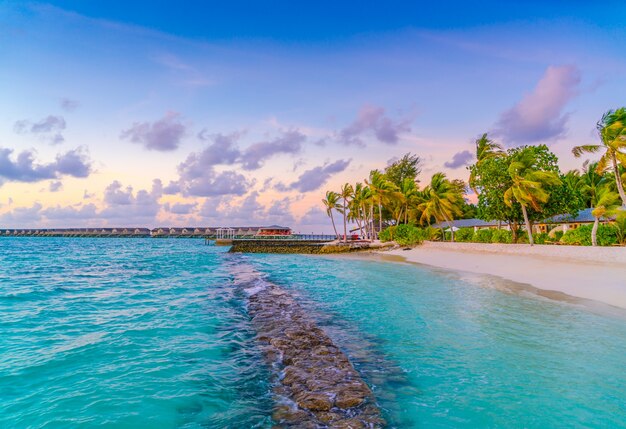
{"left": 1, "top": 238, "right": 625, "bottom": 428}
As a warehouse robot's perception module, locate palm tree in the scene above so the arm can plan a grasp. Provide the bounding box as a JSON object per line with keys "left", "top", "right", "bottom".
{"left": 339, "top": 183, "right": 354, "bottom": 242}
{"left": 418, "top": 173, "right": 463, "bottom": 241}
{"left": 365, "top": 170, "right": 396, "bottom": 240}
{"left": 322, "top": 191, "right": 341, "bottom": 240}
{"left": 398, "top": 177, "right": 419, "bottom": 224}
{"left": 469, "top": 133, "right": 504, "bottom": 193}
{"left": 572, "top": 108, "right": 626, "bottom": 206}
{"left": 590, "top": 185, "right": 621, "bottom": 246}
{"left": 578, "top": 161, "right": 607, "bottom": 208}
{"left": 503, "top": 151, "right": 561, "bottom": 246}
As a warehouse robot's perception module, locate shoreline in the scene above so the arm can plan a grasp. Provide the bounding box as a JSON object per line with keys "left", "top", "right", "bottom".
{"left": 351, "top": 241, "right": 626, "bottom": 313}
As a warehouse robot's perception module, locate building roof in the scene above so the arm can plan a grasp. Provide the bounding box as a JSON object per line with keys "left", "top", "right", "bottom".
{"left": 542, "top": 208, "right": 614, "bottom": 224}
{"left": 432, "top": 218, "right": 500, "bottom": 229}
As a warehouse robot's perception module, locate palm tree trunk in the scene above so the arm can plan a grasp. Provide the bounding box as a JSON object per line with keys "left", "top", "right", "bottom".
{"left": 361, "top": 203, "right": 372, "bottom": 240}
{"left": 329, "top": 212, "right": 339, "bottom": 240}
{"left": 443, "top": 214, "right": 454, "bottom": 242}
{"left": 342, "top": 200, "right": 348, "bottom": 243}
{"left": 521, "top": 204, "right": 534, "bottom": 246}
{"left": 370, "top": 204, "right": 375, "bottom": 240}
{"left": 509, "top": 222, "right": 518, "bottom": 243}
{"left": 591, "top": 216, "right": 599, "bottom": 246}
{"left": 378, "top": 201, "right": 383, "bottom": 240}
{"left": 611, "top": 154, "right": 626, "bottom": 206}
{"left": 396, "top": 208, "right": 403, "bottom": 225}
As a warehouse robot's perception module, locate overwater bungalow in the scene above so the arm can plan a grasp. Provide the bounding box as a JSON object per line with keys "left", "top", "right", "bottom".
{"left": 255, "top": 225, "right": 292, "bottom": 237}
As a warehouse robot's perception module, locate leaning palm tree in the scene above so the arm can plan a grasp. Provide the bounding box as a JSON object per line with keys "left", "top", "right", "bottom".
{"left": 322, "top": 191, "right": 341, "bottom": 240}
{"left": 572, "top": 108, "right": 626, "bottom": 206}
{"left": 339, "top": 183, "right": 354, "bottom": 242}
{"left": 469, "top": 133, "right": 504, "bottom": 193}
{"left": 590, "top": 185, "right": 620, "bottom": 246}
{"left": 503, "top": 151, "right": 561, "bottom": 246}
{"left": 418, "top": 172, "right": 464, "bottom": 241}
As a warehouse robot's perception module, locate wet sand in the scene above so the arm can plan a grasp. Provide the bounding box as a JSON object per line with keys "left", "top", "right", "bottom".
{"left": 352, "top": 242, "right": 626, "bottom": 313}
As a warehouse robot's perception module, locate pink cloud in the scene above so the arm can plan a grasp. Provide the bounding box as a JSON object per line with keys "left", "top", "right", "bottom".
{"left": 495, "top": 65, "right": 581, "bottom": 145}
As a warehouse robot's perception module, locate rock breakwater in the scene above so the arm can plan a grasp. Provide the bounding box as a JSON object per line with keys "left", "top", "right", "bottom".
{"left": 229, "top": 240, "right": 394, "bottom": 254}
{"left": 246, "top": 281, "right": 385, "bottom": 428}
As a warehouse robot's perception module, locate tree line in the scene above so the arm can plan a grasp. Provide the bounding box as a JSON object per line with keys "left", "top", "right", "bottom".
{"left": 323, "top": 108, "right": 626, "bottom": 246}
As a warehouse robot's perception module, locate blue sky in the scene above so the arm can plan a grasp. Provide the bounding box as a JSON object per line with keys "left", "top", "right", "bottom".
{"left": 1, "top": 1, "right": 625, "bottom": 231}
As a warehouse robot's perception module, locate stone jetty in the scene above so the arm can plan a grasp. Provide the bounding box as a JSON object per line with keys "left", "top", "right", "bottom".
{"left": 229, "top": 239, "right": 394, "bottom": 254}
{"left": 246, "top": 281, "right": 385, "bottom": 428}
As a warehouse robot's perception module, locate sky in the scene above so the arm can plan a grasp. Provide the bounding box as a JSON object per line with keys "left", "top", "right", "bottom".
{"left": 1, "top": 1, "right": 625, "bottom": 232}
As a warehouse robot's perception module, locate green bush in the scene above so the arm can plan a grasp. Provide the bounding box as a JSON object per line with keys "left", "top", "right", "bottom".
{"left": 491, "top": 229, "right": 512, "bottom": 243}
{"left": 473, "top": 229, "right": 493, "bottom": 243}
{"left": 378, "top": 227, "right": 392, "bottom": 242}
{"left": 552, "top": 230, "right": 564, "bottom": 241}
{"left": 533, "top": 232, "right": 550, "bottom": 245}
{"left": 614, "top": 211, "right": 626, "bottom": 245}
{"left": 560, "top": 224, "right": 618, "bottom": 246}
{"left": 379, "top": 224, "right": 425, "bottom": 246}
{"left": 516, "top": 232, "right": 530, "bottom": 244}
{"left": 455, "top": 228, "right": 474, "bottom": 242}
{"left": 424, "top": 227, "right": 441, "bottom": 241}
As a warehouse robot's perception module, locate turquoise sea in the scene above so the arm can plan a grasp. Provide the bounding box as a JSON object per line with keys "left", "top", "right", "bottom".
{"left": 1, "top": 238, "right": 625, "bottom": 428}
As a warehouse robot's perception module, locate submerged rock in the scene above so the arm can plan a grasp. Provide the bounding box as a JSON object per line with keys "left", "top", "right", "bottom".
{"left": 247, "top": 281, "right": 385, "bottom": 428}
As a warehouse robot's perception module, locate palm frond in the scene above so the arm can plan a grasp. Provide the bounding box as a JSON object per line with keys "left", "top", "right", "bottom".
{"left": 572, "top": 145, "right": 601, "bottom": 158}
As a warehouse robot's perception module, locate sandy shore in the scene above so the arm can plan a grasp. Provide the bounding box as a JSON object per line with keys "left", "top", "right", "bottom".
{"left": 376, "top": 242, "right": 626, "bottom": 311}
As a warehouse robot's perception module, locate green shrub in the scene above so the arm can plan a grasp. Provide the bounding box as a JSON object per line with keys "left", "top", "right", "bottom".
{"left": 560, "top": 224, "right": 618, "bottom": 246}
{"left": 491, "top": 229, "right": 512, "bottom": 243}
{"left": 533, "top": 232, "right": 550, "bottom": 245}
{"left": 517, "top": 232, "right": 530, "bottom": 244}
{"left": 552, "top": 230, "right": 564, "bottom": 241}
{"left": 424, "top": 226, "right": 441, "bottom": 241}
{"left": 378, "top": 227, "right": 392, "bottom": 242}
{"left": 455, "top": 228, "right": 474, "bottom": 242}
{"left": 614, "top": 211, "right": 626, "bottom": 245}
{"left": 379, "top": 224, "right": 425, "bottom": 246}
{"left": 474, "top": 229, "right": 493, "bottom": 243}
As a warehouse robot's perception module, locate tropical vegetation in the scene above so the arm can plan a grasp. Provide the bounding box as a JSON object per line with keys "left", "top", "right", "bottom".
{"left": 323, "top": 108, "right": 626, "bottom": 246}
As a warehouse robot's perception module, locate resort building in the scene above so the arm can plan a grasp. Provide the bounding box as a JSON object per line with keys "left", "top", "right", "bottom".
{"left": 433, "top": 208, "right": 612, "bottom": 236}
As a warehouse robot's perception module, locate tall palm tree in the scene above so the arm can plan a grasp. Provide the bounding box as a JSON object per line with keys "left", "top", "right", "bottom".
{"left": 503, "top": 151, "right": 561, "bottom": 246}
{"left": 572, "top": 108, "right": 626, "bottom": 206}
{"left": 418, "top": 173, "right": 463, "bottom": 241}
{"left": 359, "top": 185, "right": 374, "bottom": 240}
{"left": 339, "top": 183, "right": 354, "bottom": 242}
{"left": 322, "top": 191, "right": 341, "bottom": 240}
{"left": 579, "top": 160, "right": 607, "bottom": 208}
{"left": 365, "top": 170, "right": 396, "bottom": 240}
{"left": 590, "top": 185, "right": 621, "bottom": 246}
{"left": 398, "top": 177, "right": 419, "bottom": 224}
{"left": 469, "top": 133, "right": 504, "bottom": 193}
{"left": 349, "top": 183, "right": 365, "bottom": 238}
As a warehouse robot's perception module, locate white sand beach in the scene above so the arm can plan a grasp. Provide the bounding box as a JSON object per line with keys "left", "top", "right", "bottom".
{"left": 380, "top": 242, "right": 626, "bottom": 310}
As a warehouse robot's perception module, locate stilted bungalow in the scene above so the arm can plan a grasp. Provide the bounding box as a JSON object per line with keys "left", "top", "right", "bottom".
{"left": 254, "top": 225, "right": 292, "bottom": 237}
